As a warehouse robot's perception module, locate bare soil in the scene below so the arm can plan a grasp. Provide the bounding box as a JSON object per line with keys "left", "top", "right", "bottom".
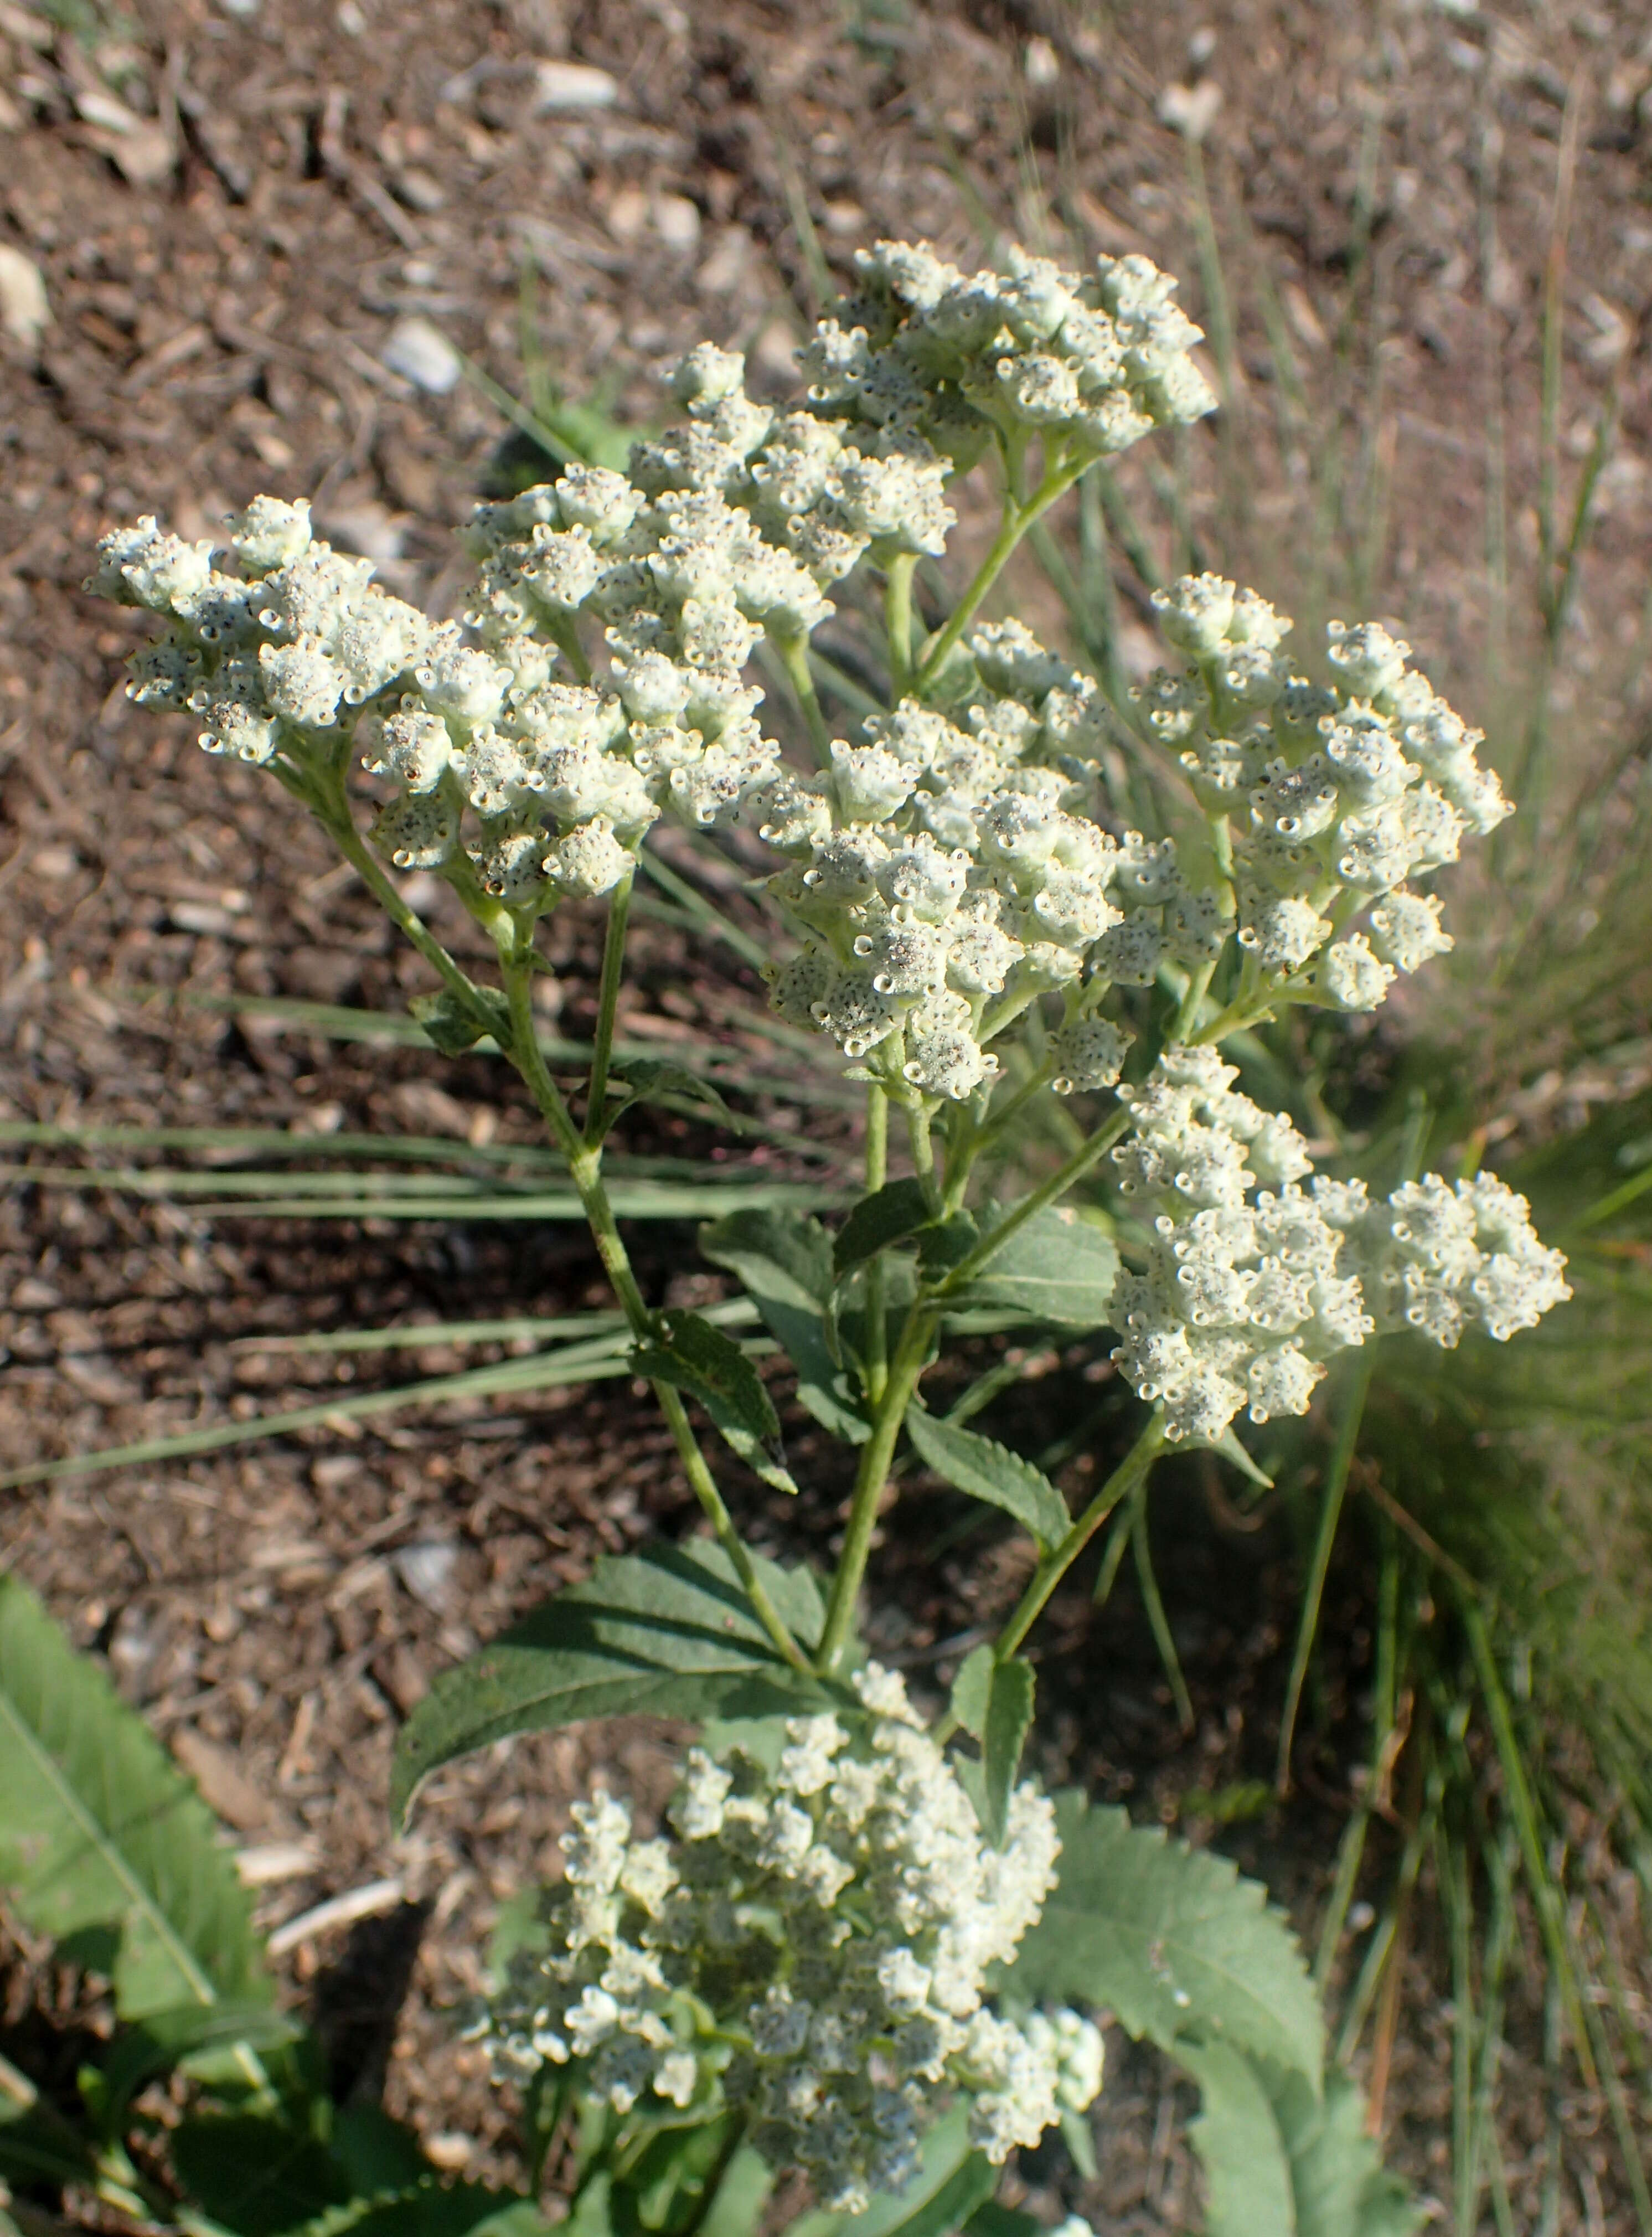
{"left": 4, "top": 0, "right": 1652, "bottom": 2228}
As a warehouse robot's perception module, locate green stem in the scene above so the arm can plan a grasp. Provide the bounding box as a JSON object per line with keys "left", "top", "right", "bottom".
{"left": 1276, "top": 1357, "right": 1372, "bottom": 1794}
{"left": 864, "top": 1084, "right": 890, "bottom": 1406}
{"left": 310, "top": 777, "right": 503, "bottom": 1028}
{"left": 905, "top": 1096, "right": 942, "bottom": 1214}
{"left": 585, "top": 869, "right": 634, "bottom": 1145}
{"left": 885, "top": 553, "right": 917, "bottom": 698}
{"left": 935, "top": 1105, "right": 1132, "bottom": 1300}
{"left": 498, "top": 946, "right": 809, "bottom": 1676}
{"left": 914, "top": 455, "right": 1083, "bottom": 697}
{"left": 995, "top": 1412, "right": 1166, "bottom": 1659}
{"left": 817, "top": 1303, "right": 937, "bottom": 1671}
{"left": 773, "top": 628, "right": 834, "bottom": 769}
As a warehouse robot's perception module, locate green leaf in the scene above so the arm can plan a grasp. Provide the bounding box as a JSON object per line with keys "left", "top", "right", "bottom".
{"left": 1058, "top": 2105, "right": 1097, "bottom": 2182}
{"left": 392, "top": 1543, "right": 828, "bottom": 1822}
{"left": 697, "top": 2146, "right": 772, "bottom": 2237}
{"left": 1265, "top": 2069, "right": 1419, "bottom": 2237}
{"left": 1178, "top": 2051, "right": 1418, "bottom": 2237}
{"left": 1006, "top": 1793, "right": 1323, "bottom": 2087}
{"left": 832, "top": 1179, "right": 935, "bottom": 1282}
{"left": 633, "top": 1310, "right": 795, "bottom": 1496}
{"left": 904, "top": 1410, "right": 1068, "bottom": 1551}
{"left": 409, "top": 987, "right": 510, "bottom": 1055}
{"left": 1179, "top": 2042, "right": 1297, "bottom": 2237}
{"left": 982, "top": 1657, "right": 1035, "bottom": 1847}
{"left": 171, "top": 2114, "right": 349, "bottom": 2236}
{"left": 285, "top": 2184, "right": 554, "bottom": 2237}
{"left": 1197, "top": 1425, "right": 1275, "bottom": 1489}
{"left": 946, "top": 1206, "right": 1119, "bottom": 1327}
{"left": 0, "top": 2054, "right": 96, "bottom": 2191}
{"left": 0, "top": 1573, "right": 271, "bottom": 2020}
{"left": 97, "top": 2002, "right": 305, "bottom": 2131}
{"left": 947, "top": 1645, "right": 995, "bottom": 1740}
{"left": 699, "top": 1210, "right": 869, "bottom": 1444}
{"left": 963, "top": 2209, "right": 1040, "bottom": 2237}
{"left": 603, "top": 1059, "right": 736, "bottom": 1136}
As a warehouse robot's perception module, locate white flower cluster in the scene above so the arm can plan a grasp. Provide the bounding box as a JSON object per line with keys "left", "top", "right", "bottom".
{"left": 1107, "top": 1050, "right": 1570, "bottom": 1440}
{"left": 802, "top": 240, "right": 1217, "bottom": 463}
{"left": 758, "top": 617, "right": 1230, "bottom": 1100}
{"left": 484, "top": 1666, "right": 1101, "bottom": 2215}
{"left": 1139, "top": 575, "right": 1512, "bottom": 1008}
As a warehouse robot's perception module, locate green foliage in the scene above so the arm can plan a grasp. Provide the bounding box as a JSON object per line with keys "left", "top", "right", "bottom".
{"left": 634, "top": 1310, "right": 796, "bottom": 1494}
{"left": 942, "top": 1208, "right": 1119, "bottom": 1328}
{"left": 980, "top": 1658, "right": 1036, "bottom": 1847}
{"left": 0, "top": 1572, "right": 271, "bottom": 2020}
{"left": 699, "top": 1208, "right": 870, "bottom": 1443}
{"left": 1009, "top": 1793, "right": 1323, "bottom": 2087}
{"left": 391, "top": 1543, "right": 830, "bottom": 1821}
{"left": 904, "top": 1409, "right": 1068, "bottom": 1551}
{"left": 831, "top": 1180, "right": 936, "bottom": 1281}
{"left": 410, "top": 986, "right": 512, "bottom": 1055}
{"left": 1180, "top": 2049, "right": 1417, "bottom": 2237}
{"left": 601, "top": 1059, "right": 736, "bottom": 1136}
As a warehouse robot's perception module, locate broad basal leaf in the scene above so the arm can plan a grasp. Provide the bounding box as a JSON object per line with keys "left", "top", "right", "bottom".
{"left": 904, "top": 1409, "right": 1068, "bottom": 1550}
{"left": 1265, "top": 2068, "right": 1419, "bottom": 2237}
{"left": 0, "top": 1573, "right": 271, "bottom": 2020}
{"left": 699, "top": 1209, "right": 869, "bottom": 1443}
{"left": 393, "top": 1542, "right": 828, "bottom": 1821}
{"left": 634, "top": 1310, "right": 796, "bottom": 1495}
{"left": 945, "top": 1207, "right": 1119, "bottom": 1328}
{"left": 1006, "top": 1793, "right": 1322, "bottom": 2088}
{"left": 832, "top": 1179, "right": 935, "bottom": 1282}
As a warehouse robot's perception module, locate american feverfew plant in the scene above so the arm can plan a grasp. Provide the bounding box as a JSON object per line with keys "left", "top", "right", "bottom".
{"left": 87, "top": 233, "right": 1566, "bottom": 2237}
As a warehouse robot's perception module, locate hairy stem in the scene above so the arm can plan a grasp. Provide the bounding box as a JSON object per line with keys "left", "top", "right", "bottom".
{"left": 585, "top": 869, "right": 634, "bottom": 1145}
{"left": 773, "top": 627, "right": 834, "bottom": 769}
{"left": 914, "top": 454, "right": 1083, "bottom": 697}
{"left": 497, "top": 943, "right": 810, "bottom": 1675}
{"left": 994, "top": 1411, "right": 1166, "bottom": 1659}
{"left": 884, "top": 552, "right": 917, "bottom": 698}
{"left": 864, "top": 1084, "right": 890, "bottom": 1405}
{"left": 817, "top": 1302, "right": 937, "bottom": 1672}
{"left": 934, "top": 1105, "right": 1132, "bottom": 1300}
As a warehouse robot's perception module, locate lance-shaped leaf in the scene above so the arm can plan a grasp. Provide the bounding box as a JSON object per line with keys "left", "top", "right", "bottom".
{"left": 700, "top": 1209, "right": 870, "bottom": 1443}
{"left": 904, "top": 1409, "right": 1068, "bottom": 1551}
{"left": 832, "top": 1178, "right": 935, "bottom": 1282}
{"left": 601, "top": 1058, "right": 736, "bottom": 1136}
{"left": 944, "top": 1206, "right": 1119, "bottom": 1328}
{"left": 1005, "top": 1793, "right": 1323, "bottom": 2088}
{"left": 392, "top": 1542, "right": 828, "bottom": 1821}
{"left": 0, "top": 1572, "right": 271, "bottom": 2020}
{"left": 982, "top": 1656, "right": 1036, "bottom": 1847}
{"left": 634, "top": 1310, "right": 796, "bottom": 1494}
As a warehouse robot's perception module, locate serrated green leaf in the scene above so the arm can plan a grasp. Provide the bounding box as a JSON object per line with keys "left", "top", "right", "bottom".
{"left": 634, "top": 1310, "right": 795, "bottom": 1494}
{"left": 1179, "top": 2041, "right": 1297, "bottom": 2237}
{"left": 832, "top": 1179, "right": 935, "bottom": 1282}
{"left": 1006, "top": 1794, "right": 1323, "bottom": 2087}
{"left": 603, "top": 1059, "right": 735, "bottom": 1136}
{"left": 392, "top": 1543, "right": 828, "bottom": 1822}
{"left": 904, "top": 1410, "right": 1068, "bottom": 1551}
{"left": 946, "top": 1207, "right": 1119, "bottom": 1327}
{"left": 982, "top": 1658, "right": 1035, "bottom": 1846}
{"left": 699, "top": 1210, "right": 870, "bottom": 1444}
{"left": 0, "top": 1573, "right": 271, "bottom": 2020}
{"left": 948, "top": 1645, "right": 995, "bottom": 1741}
{"left": 409, "top": 987, "right": 510, "bottom": 1056}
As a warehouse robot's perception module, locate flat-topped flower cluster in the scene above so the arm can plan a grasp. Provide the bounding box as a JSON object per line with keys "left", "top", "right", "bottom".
{"left": 483, "top": 1666, "right": 1101, "bottom": 2215}
{"left": 1140, "top": 574, "right": 1511, "bottom": 1010}
{"left": 1107, "top": 1049, "right": 1573, "bottom": 1441}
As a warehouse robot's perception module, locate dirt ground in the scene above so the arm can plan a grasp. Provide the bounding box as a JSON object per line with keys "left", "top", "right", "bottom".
{"left": 4, "top": 0, "right": 1652, "bottom": 2228}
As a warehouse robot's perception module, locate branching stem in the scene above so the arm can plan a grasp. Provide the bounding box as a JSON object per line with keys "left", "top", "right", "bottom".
{"left": 817, "top": 1303, "right": 937, "bottom": 1672}
{"left": 994, "top": 1412, "right": 1166, "bottom": 1660}
{"left": 913, "top": 454, "right": 1084, "bottom": 697}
